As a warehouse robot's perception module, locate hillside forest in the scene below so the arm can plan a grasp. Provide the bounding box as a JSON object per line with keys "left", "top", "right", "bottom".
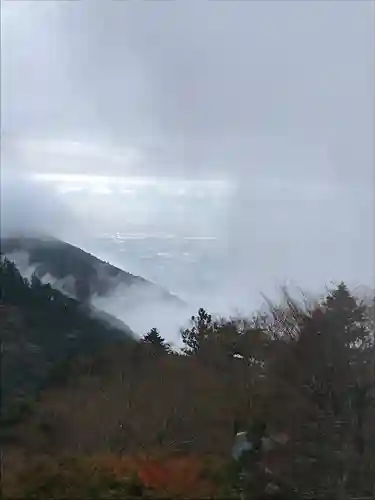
{"left": 1, "top": 253, "right": 375, "bottom": 499}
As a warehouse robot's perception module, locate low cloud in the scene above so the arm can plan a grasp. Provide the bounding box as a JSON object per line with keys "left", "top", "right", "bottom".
{"left": 0, "top": 170, "right": 73, "bottom": 239}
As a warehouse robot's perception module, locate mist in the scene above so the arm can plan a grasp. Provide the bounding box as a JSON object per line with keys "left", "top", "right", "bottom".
{"left": 1, "top": 0, "right": 374, "bottom": 341}
{"left": 0, "top": 170, "right": 73, "bottom": 238}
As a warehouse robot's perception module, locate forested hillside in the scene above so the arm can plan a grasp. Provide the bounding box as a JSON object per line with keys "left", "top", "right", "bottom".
{"left": 1, "top": 236, "right": 183, "bottom": 305}
{"left": 0, "top": 255, "right": 135, "bottom": 415}
{"left": 2, "top": 257, "right": 374, "bottom": 498}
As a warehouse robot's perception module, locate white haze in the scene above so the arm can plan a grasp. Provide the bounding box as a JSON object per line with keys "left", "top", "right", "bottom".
{"left": 3, "top": 247, "right": 190, "bottom": 346}
{"left": 91, "top": 285, "right": 191, "bottom": 348}
{"left": 1, "top": 0, "right": 374, "bottom": 342}
{"left": 2, "top": 171, "right": 374, "bottom": 345}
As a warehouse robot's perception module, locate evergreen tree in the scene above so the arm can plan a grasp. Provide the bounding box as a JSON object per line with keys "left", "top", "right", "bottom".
{"left": 30, "top": 272, "right": 42, "bottom": 289}
{"left": 142, "top": 327, "right": 171, "bottom": 353}
{"left": 323, "top": 282, "right": 369, "bottom": 346}
{"left": 181, "top": 308, "right": 215, "bottom": 354}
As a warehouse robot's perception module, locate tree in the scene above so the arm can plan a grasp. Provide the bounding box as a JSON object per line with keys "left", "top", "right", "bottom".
{"left": 180, "top": 308, "right": 215, "bottom": 355}
{"left": 261, "top": 283, "right": 375, "bottom": 495}
{"left": 323, "top": 282, "right": 370, "bottom": 346}
{"left": 321, "top": 284, "right": 375, "bottom": 462}
{"left": 142, "top": 328, "right": 171, "bottom": 354}
{"left": 30, "top": 272, "right": 42, "bottom": 289}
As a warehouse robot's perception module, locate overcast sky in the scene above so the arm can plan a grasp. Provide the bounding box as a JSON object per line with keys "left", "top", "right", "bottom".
{"left": 1, "top": 0, "right": 374, "bottom": 297}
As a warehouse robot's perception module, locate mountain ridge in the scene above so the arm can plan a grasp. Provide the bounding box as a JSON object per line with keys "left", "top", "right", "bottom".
{"left": 1, "top": 235, "right": 184, "bottom": 311}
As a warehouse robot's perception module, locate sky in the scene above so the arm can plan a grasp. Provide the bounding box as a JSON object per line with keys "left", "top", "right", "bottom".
{"left": 1, "top": 0, "right": 375, "bottom": 310}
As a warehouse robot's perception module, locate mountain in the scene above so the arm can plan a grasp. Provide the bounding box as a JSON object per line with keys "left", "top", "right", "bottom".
{"left": 0, "top": 253, "right": 139, "bottom": 419}
{"left": 0, "top": 236, "right": 188, "bottom": 414}
{"left": 0, "top": 235, "right": 183, "bottom": 312}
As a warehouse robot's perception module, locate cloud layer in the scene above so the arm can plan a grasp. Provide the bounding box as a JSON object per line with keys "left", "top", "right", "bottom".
{"left": 1, "top": 0, "right": 374, "bottom": 313}
{"left": 2, "top": 0, "right": 374, "bottom": 181}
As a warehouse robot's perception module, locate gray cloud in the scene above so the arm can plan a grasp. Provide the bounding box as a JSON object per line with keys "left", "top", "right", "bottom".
{"left": 2, "top": 0, "right": 374, "bottom": 181}
{"left": 1, "top": 0, "right": 374, "bottom": 314}
{"left": 0, "top": 170, "right": 73, "bottom": 238}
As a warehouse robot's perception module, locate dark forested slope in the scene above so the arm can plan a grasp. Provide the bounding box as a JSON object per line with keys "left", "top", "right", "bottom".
{"left": 0, "top": 254, "right": 136, "bottom": 414}
{"left": 1, "top": 236, "right": 183, "bottom": 305}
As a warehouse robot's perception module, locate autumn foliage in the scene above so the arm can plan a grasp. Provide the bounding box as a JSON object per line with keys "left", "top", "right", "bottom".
{"left": 3, "top": 452, "right": 226, "bottom": 499}
{"left": 2, "top": 272, "right": 375, "bottom": 498}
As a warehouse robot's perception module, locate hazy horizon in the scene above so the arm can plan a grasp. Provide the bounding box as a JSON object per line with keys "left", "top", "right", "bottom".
{"left": 1, "top": 0, "right": 374, "bottom": 339}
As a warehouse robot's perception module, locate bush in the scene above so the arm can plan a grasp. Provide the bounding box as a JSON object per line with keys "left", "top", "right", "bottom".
{"left": 4, "top": 453, "right": 226, "bottom": 499}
